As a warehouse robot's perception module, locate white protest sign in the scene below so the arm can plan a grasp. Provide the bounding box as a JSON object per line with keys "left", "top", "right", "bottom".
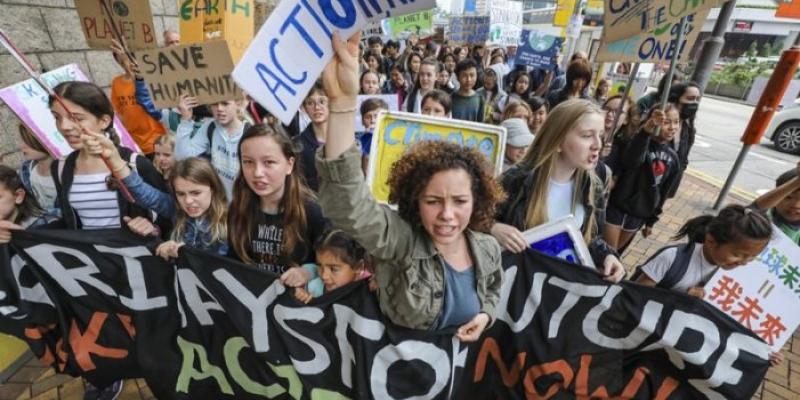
{"left": 603, "top": 0, "right": 725, "bottom": 43}
{"left": 232, "top": 0, "right": 435, "bottom": 125}
{"left": 355, "top": 94, "right": 399, "bottom": 131}
{"left": 703, "top": 228, "right": 800, "bottom": 352}
{"left": 0, "top": 64, "right": 139, "bottom": 159}
{"left": 489, "top": 0, "right": 523, "bottom": 47}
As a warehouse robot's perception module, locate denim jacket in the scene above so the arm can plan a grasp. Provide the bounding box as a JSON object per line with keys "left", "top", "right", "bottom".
{"left": 182, "top": 217, "right": 228, "bottom": 256}
{"left": 122, "top": 170, "right": 175, "bottom": 217}
{"left": 19, "top": 160, "right": 60, "bottom": 221}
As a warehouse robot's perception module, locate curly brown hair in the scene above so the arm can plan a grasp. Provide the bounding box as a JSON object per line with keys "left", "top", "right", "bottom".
{"left": 387, "top": 141, "right": 506, "bottom": 232}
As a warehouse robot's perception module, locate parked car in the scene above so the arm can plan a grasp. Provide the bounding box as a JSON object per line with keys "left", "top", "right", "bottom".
{"left": 767, "top": 105, "right": 800, "bottom": 153}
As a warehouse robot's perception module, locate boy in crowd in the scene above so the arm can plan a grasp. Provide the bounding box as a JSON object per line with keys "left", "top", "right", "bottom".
{"left": 357, "top": 98, "right": 390, "bottom": 174}
{"left": 450, "top": 59, "right": 485, "bottom": 122}
{"left": 753, "top": 162, "right": 800, "bottom": 244}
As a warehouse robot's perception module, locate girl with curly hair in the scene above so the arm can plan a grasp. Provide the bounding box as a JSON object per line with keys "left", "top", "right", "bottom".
{"left": 491, "top": 99, "right": 626, "bottom": 283}
{"left": 316, "top": 32, "right": 505, "bottom": 341}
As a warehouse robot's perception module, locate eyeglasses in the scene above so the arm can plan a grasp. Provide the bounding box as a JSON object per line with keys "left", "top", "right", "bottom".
{"left": 304, "top": 97, "right": 329, "bottom": 108}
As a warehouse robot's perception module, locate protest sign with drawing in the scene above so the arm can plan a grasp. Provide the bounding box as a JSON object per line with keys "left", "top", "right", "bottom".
{"left": 447, "top": 16, "right": 491, "bottom": 45}
{"left": 135, "top": 41, "right": 241, "bottom": 109}
{"left": 704, "top": 228, "right": 800, "bottom": 352}
{"left": 232, "top": 0, "right": 434, "bottom": 125}
{"left": 367, "top": 111, "right": 505, "bottom": 203}
{"left": 489, "top": 0, "right": 523, "bottom": 47}
{"left": 74, "top": 0, "right": 156, "bottom": 50}
{"left": 522, "top": 215, "right": 595, "bottom": 268}
{"left": 0, "top": 64, "right": 138, "bottom": 159}
{"left": 179, "top": 0, "right": 254, "bottom": 62}
{"left": 515, "top": 30, "right": 564, "bottom": 70}
{"left": 596, "top": 9, "right": 710, "bottom": 63}
{"left": 386, "top": 10, "right": 433, "bottom": 40}
{"left": 603, "top": 0, "right": 725, "bottom": 43}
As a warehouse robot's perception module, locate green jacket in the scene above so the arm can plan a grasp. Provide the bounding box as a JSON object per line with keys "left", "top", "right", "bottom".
{"left": 316, "top": 145, "right": 503, "bottom": 330}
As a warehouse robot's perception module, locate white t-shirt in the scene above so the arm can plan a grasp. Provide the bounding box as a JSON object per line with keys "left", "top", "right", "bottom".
{"left": 641, "top": 245, "right": 717, "bottom": 293}
{"left": 547, "top": 179, "right": 585, "bottom": 228}
{"left": 30, "top": 167, "right": 57, "bottom": 210}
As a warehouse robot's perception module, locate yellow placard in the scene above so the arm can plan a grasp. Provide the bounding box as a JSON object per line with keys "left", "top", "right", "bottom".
{"left": 0, "top": 334, "right": 27, "bottom": 372}
{"left": 368, "top": 112, "right": 506, "bottom": 203}
{"left": 179, "top": 0, "right": 254, "bottom": 62}
{"left": 553, "top": 0, "right": 576, "bottom": 27}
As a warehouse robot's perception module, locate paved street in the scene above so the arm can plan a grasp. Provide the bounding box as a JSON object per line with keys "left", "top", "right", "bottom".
{"left": 692, "top": 96, "right": 800, "bottom": 196}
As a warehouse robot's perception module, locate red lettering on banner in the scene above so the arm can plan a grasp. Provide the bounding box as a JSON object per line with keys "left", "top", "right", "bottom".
{"left": 654, "top": 377, "right": 680, "bottom": 400}
{"left": 574, "top": 355, "right": 609, "bottom": 398}
{"left": 523, "top": 359, "right": 574, "bottom": 399}
{"left": 69, "top": 312, "right": 129, "bottom": 371}
{"left": 24, "top": 324, "right": 68, "bottom": 372}
{"left": 117, "top": 313, "right": 136, "bottom": 338}
{"left": 473, "top": 337, "right": 526, "bottom": 386}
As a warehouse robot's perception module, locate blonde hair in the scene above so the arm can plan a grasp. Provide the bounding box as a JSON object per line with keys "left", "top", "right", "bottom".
{"left": 18, "top": 124, "right": 51, "bottom": 157}
{"left": 169, "top": 158, "right": 228, "bottom": 245}
{"left": 154, "top": 134, "right": 175, "bottom": 175}
{"left": 502, "top": 101, "right": 532, "bottom": 122}
{"left": 517, "top": 99, "right": 603, "bottom": 242}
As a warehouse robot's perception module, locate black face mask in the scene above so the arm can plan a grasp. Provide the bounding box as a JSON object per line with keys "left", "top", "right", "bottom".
{"left": 680, "top": 102, "right": 698, "bottom": 120}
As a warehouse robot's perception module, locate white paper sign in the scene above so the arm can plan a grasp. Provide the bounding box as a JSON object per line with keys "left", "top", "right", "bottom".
{"left": 232, "top": 0, "right": 435, "bottom": 125}
{"left": 703, "top": 228, "right": 800, "bottom": 351}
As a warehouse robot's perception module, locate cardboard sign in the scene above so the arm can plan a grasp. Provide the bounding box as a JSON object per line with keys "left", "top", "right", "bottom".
{"left": 179, "top": 0, "right": 254, "bottom": 63}
{"left": 489, "top": 0, "right": 523, "bottom": 47}
{"left": 386, "top": 10, "right": 433, "bottom": 40}
{"left": 367, "top": 111, "right": 505, "bottom": 203}
{"left": 135, "top": 41, "right": 241, "bottom": 109}
{"left": 360, "top": 21, "right": 385, "bottom": 44}
{"left": 355, "top": 94, "right": 400, "bottom": 132}
{"left": 522, "top": 215, "right": 594, "bottom": 268}
{"left": 596, "top": 9, "right": 709, "bottom": 63}
{"left": 0, "top": 64, "right": 138, "bottom": 159}
{"left": 704, "top": 228, "right": 800, "bottom": 352}
{"left": 553, "top": 0, "right": 576, "bottom": 27}
{"left": 74, "top": 0, "right": 156, "bottom": 50}
{"left": 447, "top": 16, "right": 491, "bottom": 45}
{"left": 603, "top": 0, "right": 725, "bottom": 43}
{"left": 515, "top": 30, "right": 564, "bottom": 70}
{"left": 232, "top": 0, "right": 434, "bottom": 125}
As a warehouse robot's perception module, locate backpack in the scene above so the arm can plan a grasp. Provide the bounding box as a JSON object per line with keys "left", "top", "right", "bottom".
{"left": 631, "top": 242, "right": 697, "bottom": 289}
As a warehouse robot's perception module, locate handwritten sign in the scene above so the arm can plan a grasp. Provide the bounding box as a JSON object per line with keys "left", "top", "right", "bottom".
{"left": 515, "top": 30, "right": 564, "bottom": 70}
{"left": 603, "top": 0, "right": 725, "bottom": 43}
{"left": 355, "top": 94, "right": 400, "bottom": 132}
{"left": 232, "top": 0, "right": 434, "bottom": 125}
{"left": 367, "top": 111, "right": 505, "bottom": 203}
{"left": 386, "top": 10, "right": 433, "bottom": 40}
{"left": 135, "top": 41, "right": 241, "bottom": 109}
{"left": 704, "top": 227, "right": 800, "bottom": 351}
{"left": 489, "top": 0, "right": 523, "bottom": 47}
{"left": 0, "top": 64, "right": 138, "bottom": 159}
{"left": 596, "top": 9, "right": 709, "bottom": 63}
{"left": 447, "top": 16, "right": 490, "bottom": 45}
{"left": 74, "top": 0, "right": 156, "bottom": 50}
{"left": 179, "top": 0, "right": 254, "bottom": 62}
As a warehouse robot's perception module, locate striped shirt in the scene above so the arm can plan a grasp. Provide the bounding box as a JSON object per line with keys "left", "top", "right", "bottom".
{"left": 68, "top": 173, "right": 121, "bottom": 230}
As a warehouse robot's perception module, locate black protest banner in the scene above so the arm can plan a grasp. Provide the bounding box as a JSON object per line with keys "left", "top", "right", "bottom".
{"left": 2, "top": 229, "right": 771, "bottom": 399}
{"left": 135, "top": 41, "right": 242, "bottom": 109}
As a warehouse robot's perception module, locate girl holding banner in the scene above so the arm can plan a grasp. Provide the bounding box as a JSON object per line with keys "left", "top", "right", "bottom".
{"left": 316, "top": 32, "right": 504, "bottom": 340}
{"left": 491, "top": 99, "right": 626, "bottom": 282}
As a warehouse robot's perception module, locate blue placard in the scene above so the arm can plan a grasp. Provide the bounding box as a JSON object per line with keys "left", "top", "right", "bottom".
{"left": 515, "top": 29, "right": 564, "bottom": 70}
{"left": 530, "top": 231, "right": 580, "bottom": 265}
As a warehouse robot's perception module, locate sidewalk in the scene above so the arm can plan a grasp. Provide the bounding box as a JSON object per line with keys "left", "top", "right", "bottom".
{"left": 0, "top": 172, "right": 797, "bottom": 399}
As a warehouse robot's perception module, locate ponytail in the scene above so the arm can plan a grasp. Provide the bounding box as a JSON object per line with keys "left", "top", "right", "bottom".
{"left": 674, "top": 205, "right": 772, "bottom": 244}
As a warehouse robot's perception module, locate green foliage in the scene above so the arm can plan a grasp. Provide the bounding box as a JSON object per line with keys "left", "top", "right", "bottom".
{"left": 709, "top": 59, "right": 773, "bottom": 87}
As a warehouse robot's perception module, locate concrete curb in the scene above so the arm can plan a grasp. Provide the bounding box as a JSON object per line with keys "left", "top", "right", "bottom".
{"left": 685, "top": 167, "right": 757, "bottom": 203}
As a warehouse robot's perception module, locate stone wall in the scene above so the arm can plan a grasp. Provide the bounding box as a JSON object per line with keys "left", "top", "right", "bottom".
{"left": 0, "top": 0, "right": 180, "bottom": 167}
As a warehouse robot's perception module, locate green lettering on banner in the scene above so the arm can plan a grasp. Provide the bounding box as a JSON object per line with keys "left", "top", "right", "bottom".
{"left": 176, "top": 336, "right": 234, "bottom": 394}
{"left": 270, "top": 363, "right": 303, "bottom": 399}
{"left": 311, "top": 389, "right": 352, "bottom": 400}
{"left": 224, "top": 336, "right": 289, "bottom": 398}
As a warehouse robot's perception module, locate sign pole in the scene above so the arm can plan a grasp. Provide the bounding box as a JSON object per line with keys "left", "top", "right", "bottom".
{"left": 653, "top": 16, "right": 687, "bottom": 138}
{"left": 608, "top": 62, "right": 639, "bottom": 143}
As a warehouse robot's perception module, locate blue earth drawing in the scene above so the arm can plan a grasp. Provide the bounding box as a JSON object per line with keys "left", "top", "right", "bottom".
{"left": 527, "top": 32, "right": 557, "bottom": 52}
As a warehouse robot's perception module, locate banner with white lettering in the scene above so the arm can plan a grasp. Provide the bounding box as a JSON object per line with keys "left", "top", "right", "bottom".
{"left": 232, "top": 0, "right": 435, "bottom": 125}
{"left": 2, "top": 229, "right": 772, "bottom": 399}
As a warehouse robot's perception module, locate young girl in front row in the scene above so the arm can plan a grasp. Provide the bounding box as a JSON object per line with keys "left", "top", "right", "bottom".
{"left": 634, "top": 204, "right": 783, "bottom": 365}
{"left": 0, "top": 166, "right": 46, "bottom": 229}
{"left": 293, "top": 230, "right": 372, "bottom": 303}
{"left": 154, "top": 158, "right": 229, "bottom": 259}
{"left": 228, "top": 125, "right": 328, "bottom": 281}
{"left": 420, "top": 89, "right": 451, "bottom": 118}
